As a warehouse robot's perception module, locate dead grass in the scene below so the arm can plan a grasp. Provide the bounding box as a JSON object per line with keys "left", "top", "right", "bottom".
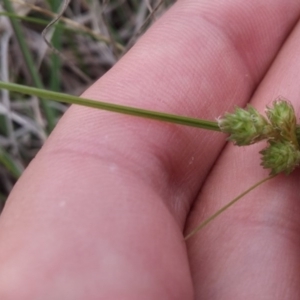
{"left": 0, "top": 0, "right": 175, "bottom": 202}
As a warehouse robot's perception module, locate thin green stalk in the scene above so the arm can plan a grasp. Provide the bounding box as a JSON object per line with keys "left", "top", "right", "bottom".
{"left": 3, "top": 0, "right": 56, "bottom": 133}
{"left": 184, "top": 175, "right": 276, "bottom": 240}
{"left": 0, "top": 81, "right": 221, "bottom": 131}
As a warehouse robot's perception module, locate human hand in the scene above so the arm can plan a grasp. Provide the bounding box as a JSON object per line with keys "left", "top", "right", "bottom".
{"left": 1, "top": 1, "right": 300, "bottom": 299}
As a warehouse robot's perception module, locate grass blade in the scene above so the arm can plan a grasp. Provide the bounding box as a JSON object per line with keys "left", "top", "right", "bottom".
{"left": 0, "top": 147, "right": 23, "bottom": 179}
{"left": 184, "top": 175, "right": 276, "bottom": 240}
{"left": 0, "top": 81, "right": 221, "bottom": 131}
{"left": 3, "top": 0, "right": 56, "bottom": 133}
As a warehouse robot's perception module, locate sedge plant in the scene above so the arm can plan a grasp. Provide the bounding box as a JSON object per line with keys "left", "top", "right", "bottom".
{"left": 0, "top": 81, "right": 298, "bottom": 240}
{"left": 1, "top": 0, "right": 299, "bottom": 242}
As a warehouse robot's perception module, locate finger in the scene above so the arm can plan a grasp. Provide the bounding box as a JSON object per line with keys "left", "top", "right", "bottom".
{"left": 0, "top": 0, "right": 300, "bottom": 299}
{"left": 186, "top": 19, "right": 300, "bottom": 300}
{"left": 45, "top": 0, "right": 300, "bottom": 221}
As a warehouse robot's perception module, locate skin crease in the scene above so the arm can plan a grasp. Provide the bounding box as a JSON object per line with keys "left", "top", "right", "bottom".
{"left": 0, "top": 0, "right": 300, "bottom": 299}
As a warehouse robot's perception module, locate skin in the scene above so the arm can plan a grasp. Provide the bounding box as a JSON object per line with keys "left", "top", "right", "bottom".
{"left": 1, "top": 0, "right": 300, "bottom": 299}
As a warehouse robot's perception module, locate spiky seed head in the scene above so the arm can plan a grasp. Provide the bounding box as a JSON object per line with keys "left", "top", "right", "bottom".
{"left": 265, "top": 100, "right": 297, "bottom": 143}
{"left": 218, "top": 105, "right": 272, "bottom": 146}
{"left": 260, "top": 141, "right": 300, "bottom": 175}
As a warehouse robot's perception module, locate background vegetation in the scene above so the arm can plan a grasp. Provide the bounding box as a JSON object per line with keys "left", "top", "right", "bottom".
{"left": 0, "top": 0, "right": 175, "bottom": 206}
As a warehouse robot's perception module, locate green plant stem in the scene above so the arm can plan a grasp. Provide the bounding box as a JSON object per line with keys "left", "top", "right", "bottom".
{"left": 3, "top": 0, "right": 56, "bottom": 133}
{"left": 184, "top": 174, "right": 276, "bottom": 240}
{"left": 0, "top": 81, "right": 221, "bottom": 131}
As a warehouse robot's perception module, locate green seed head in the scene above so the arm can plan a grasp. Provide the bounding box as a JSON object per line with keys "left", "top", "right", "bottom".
{"left": 218, "top": 105, "right": 272, "bottom": 146}
{"left": 218, "top": 99, "right": 300, "bottom": 175}
{"left": 260, "top": 141, "right": 300, "bottom": 175}
{"left": 265, "top": 100, "right": 297, "bottom": 143}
